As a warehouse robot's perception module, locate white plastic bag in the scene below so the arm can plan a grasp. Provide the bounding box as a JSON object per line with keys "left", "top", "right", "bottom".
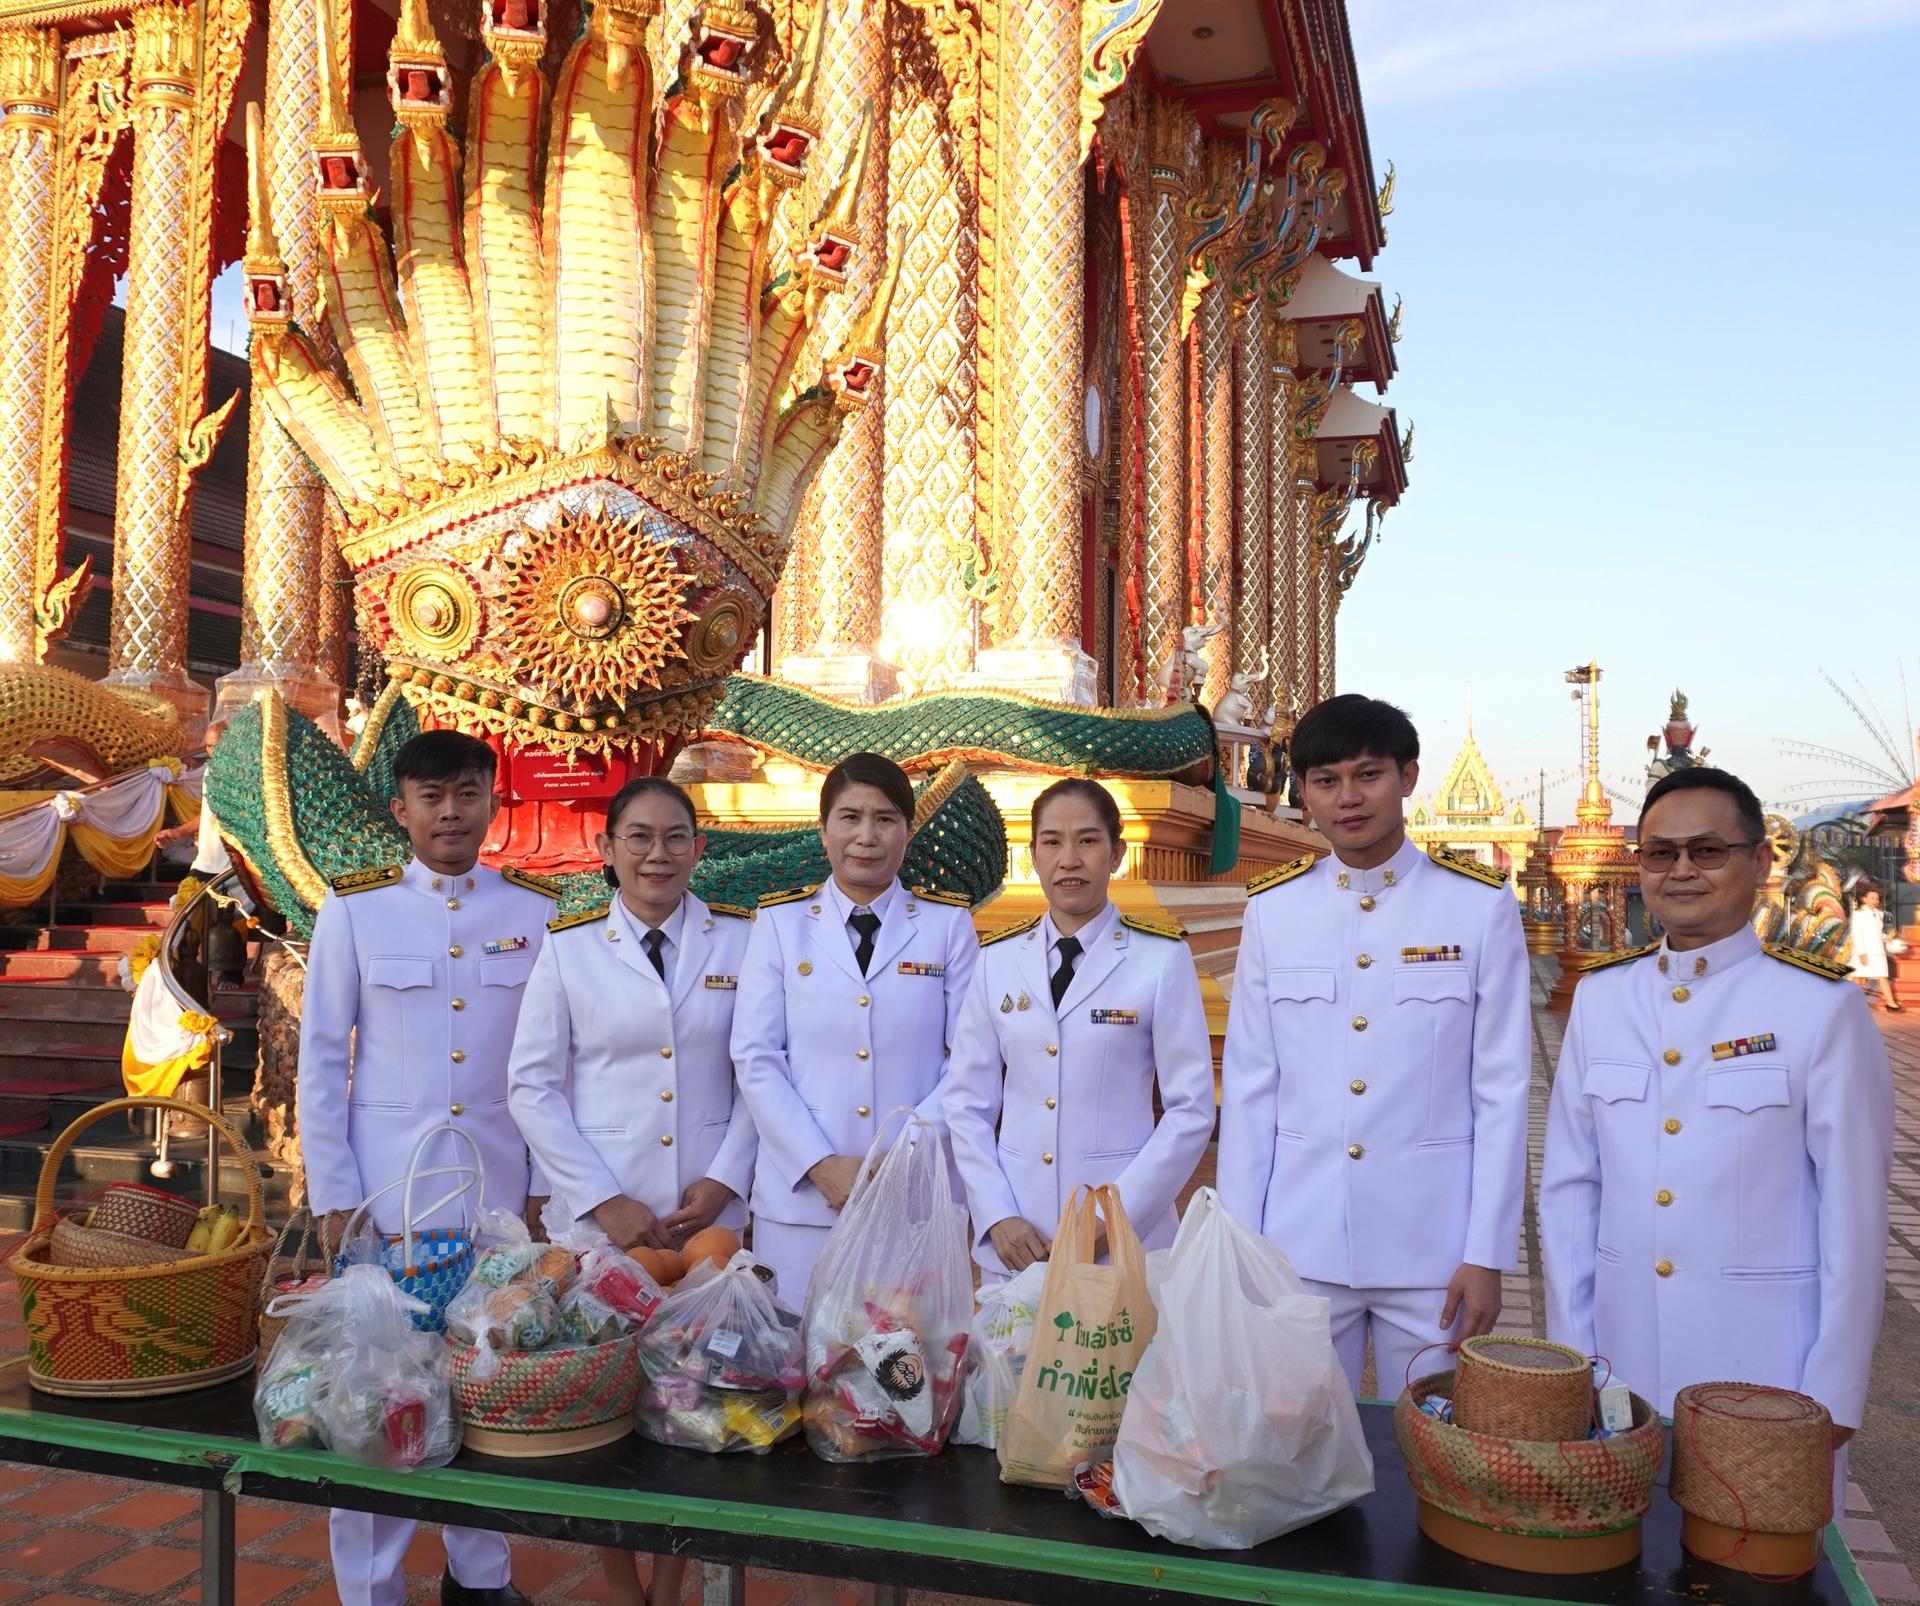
{"left": 952, "top": 1261, "right": 1046, "bottom": 1449}
{"left": 1111, "top": 1189, "right": 1373, "bottom": 1548}
{"left": 803, "top": 1111, "right": 973, "bottom": 1460}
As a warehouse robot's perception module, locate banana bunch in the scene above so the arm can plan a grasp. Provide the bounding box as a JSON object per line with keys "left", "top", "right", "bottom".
{"left": 185, "top": 1204, "right": 242, "bottom": 1254}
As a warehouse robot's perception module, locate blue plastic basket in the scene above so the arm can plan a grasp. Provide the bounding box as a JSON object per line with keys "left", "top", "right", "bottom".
{"left": 337, "top": 1124, "right": 486, "bottom": 1334}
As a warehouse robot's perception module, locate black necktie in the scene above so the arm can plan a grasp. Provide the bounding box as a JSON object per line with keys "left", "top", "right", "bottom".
{"left": 642, "top": 928, "right": 667, "bottom": 980}
{"left": 850, "top": 908, "right": 882, "bottom": 975}
{"left": 1050, "top": 936, "right": 1082, "bottom": 1008}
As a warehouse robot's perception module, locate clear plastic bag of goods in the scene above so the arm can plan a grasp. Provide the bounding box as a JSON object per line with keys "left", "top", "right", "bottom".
{"left": 636, "top": 1250, "right": 805, "bottom": 1454}
{"left": 803, "top": 1112, "right": 973, "bottom": 1462}
{"left": 1111, "top": 1189, "right": 1373, "bottom": 1548}
{"left": 444, "top": 1279, "right": 564, "bottom": 1377}
{"left": 952, "top": 1261, "right": 1047, "bottom": 1450}
{"left": 316, "top": 1263, "right": 461, "bottom": 1471}
{"left": 254, "top": 1276, "right": 354, "bottom": 1449}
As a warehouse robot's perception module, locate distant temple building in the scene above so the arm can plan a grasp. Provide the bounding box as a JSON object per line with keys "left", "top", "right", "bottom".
{"left": 1408, "top": 717, "right": 1532, "bottom": 892}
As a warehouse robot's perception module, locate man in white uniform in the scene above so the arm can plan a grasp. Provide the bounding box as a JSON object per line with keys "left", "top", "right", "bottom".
{"left": 1219, "top": 695, "right": 1531, "bottom": 1396}
{"left": 1542, "top": 766, "right": 1891, "bottom": 1480}
{"left": 300, "top": 730, "right": 554, "bottom": 1606}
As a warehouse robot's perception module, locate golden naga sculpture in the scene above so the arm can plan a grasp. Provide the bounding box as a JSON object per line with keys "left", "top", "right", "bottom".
{"left": 242, "top": 0, "right": 890, "bottom": 759}
{"left": 0, "top": 663, "right": 186, "bottom": 787}
{"left": 1753, "top": 814, "right": 1848, "bottom": 960}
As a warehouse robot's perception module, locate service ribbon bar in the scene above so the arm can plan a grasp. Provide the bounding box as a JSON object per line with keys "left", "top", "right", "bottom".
{"left": 1712, "top": 1033, "right": 1777, "bottom": 1061}
{"left": 1090, "top": 1008, "right": 1139, "bottom": 1026}
{"left": 897, "top": 961, "right": 947, "bottom": 976}
{"left": 483, "top": 936, "right": 529, "bottom": 955}
{"left": 1400, "top": 945, "right": 1463, "bottom": 963}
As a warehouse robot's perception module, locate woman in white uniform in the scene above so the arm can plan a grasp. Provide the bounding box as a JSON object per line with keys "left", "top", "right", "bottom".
{"left": 946, "top": 778, "right": 1215, "bottom": 1279}
{"left": 1849, "top": 884, "right": 1901, "bottom": 1011}
{"left": 731, "top": 751, "right": 979, "bottom": 1308}
{"left": 508, "top": 776, "right": 755, "bottom": 1606}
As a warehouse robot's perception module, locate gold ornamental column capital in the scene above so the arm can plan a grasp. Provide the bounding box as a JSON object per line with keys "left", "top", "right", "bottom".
{"left": 131, "top": 0, "right": 198, "bottom": 100}
{"left": 0, "top": 27, "right": 58, "bottom": 126}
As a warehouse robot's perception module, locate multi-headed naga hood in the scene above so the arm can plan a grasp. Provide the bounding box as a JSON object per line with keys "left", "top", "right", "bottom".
{"left": 243, "top": 0, "right": 890, "bottom": 759}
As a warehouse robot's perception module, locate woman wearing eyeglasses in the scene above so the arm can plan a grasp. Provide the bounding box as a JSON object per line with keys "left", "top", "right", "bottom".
{"left": 509, "top": 776, "right": 757, "bottom": 1605}
{"left": 509, "top": 776, "right": 756, "bottom": 1250}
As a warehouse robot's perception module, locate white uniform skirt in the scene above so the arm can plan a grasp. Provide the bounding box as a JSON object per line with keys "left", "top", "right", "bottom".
{"left": 749, "top": 1218, "right": 833, "bottom": 1315}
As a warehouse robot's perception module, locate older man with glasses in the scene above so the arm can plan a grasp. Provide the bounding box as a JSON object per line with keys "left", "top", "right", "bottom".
{"left": 1540, "top": 765, "right": 1891, "bottom": 1505}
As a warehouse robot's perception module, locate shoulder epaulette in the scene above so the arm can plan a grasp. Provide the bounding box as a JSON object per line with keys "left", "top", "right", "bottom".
{"left": 1247, "top": 856, "right": 1315, "bottom": 897}
{"left": 502, "top": 866, "right": 562, "bottom": 899}
{"left": 1763, "top": 941, "right": 1852, "bottom": 982}
{"left": 329, "top": 864, "right": 402, "bottom": 896}
{"left": 912, "top": 885, "right": 973, "bottom": 909}
{"left": 757, "top": 884, "right": 817, "bottom": 909}
{"left": 980, "top": 912, "right": 1043, "bottom": 948}
{"left": 706, "top": 901, "right": 753, "bottom": 920}
{"left": 547, "top": 904, "right": 608, "bottom": 934}
{"left": 1120, "top": 912, "right": 1187, "bottom": 941}
{"left": 1428, "top": 845, "right": 1507, "bottom": 889}
{"left": 1581, "top": 942, "right": 1659, "bottom": 974}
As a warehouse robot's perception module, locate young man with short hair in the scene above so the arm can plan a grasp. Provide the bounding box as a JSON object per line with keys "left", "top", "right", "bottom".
{"left": 1541, "top": 766, "right": 1891, "bottom": 1476}
{"left": 300, "top": 730, "right": 557, "bottom": 1606}
{"left": 1219, "top": 694, "right": 1531, "bottom": 1395}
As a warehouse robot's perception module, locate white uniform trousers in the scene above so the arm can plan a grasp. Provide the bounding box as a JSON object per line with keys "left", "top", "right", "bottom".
{"left": 751, "top": 1219, "right": 832, "bottom": 1315}
{"left": 1302, "top": 1278, "right": 1453, "bottom": 1402}
{"left": 329, "top": 1510, "right": 511, "bottom": 1606}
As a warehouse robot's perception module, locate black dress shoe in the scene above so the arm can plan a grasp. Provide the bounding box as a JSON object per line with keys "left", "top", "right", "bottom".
{"left": 440, "top": 1573, "right": 533, "bottom": 1606}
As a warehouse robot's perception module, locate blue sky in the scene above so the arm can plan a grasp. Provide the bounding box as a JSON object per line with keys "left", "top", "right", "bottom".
{"left": 205, "top": 3, "right": 1919, "bottom": 821}
{"left": 1338, "top": 0, "right": 1920, "bottom": 822}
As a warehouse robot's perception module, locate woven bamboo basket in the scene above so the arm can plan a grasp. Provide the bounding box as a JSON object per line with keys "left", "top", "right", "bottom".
{"left": 48, "top": 1220, "right": 188, "bottom": 1269}
{"left": 449, "top": 1333, "right": 642, "bottom": 1457}
{"left": 1451, "top": 1335, "right": 1594, "bottom": 1442}
{"left": 89, "top": 1182, "right": 202, "bottom": 1249}
{"left": 1671, "top": 1382, "right": 1834, "bottom": 1574}
{"left": 8, "top": 1097, "right": 272, "bottom": 1397}
{"left": 1395, "top": 1370, "right": 1666, "bottom": 1575}
{"left": 255, "top": 1209, "right": 333, "bottom": 1374}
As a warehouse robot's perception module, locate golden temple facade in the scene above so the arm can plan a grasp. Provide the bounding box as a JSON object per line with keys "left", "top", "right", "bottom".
{"left": 0, "top": 0, "right": 1405, "bottom": 739}
{"left": 1407, "top": 716, "right": 1534, "bottom": 891}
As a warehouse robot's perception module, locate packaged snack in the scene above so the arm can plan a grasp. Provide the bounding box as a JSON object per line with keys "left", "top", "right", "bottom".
{"left": 530, "top": 1246, "right": 577, "bottom": 1297}
{"left": 802, "top": 1113, "right": 972, "bottom": 1462}
{"left": 635, "top": 1249, "right": 803, "bottom": 1454}
{"left": 256, "top": 1355, "right": 327, "bottom": 1448}
{"left": 559, "top": 1282, "right": 625, "bottom": 1345}
{"left": 578, "top": 1241, "right": 664, "bottom": 1326}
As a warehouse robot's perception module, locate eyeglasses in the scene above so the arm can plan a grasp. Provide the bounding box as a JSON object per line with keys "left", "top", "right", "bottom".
{"left": 1637, "top": 837, "right": 1764, "bottom": 872}
{"left": 613, "top": 829, "right": 697, "bottom": 856}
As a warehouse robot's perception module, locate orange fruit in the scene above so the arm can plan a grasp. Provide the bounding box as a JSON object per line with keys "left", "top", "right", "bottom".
{"left": 628, "top": 1246, "right": 686, "bottom": 1285}
{"left": 681, "top": 1226, "right": 741, "bottom": 1273}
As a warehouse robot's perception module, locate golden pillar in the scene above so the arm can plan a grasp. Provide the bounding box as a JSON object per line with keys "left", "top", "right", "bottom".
{"left": 0, "top": 28, "right": 59, "bottom": 664}
{"left": 217, "top": 0, "right": 338, "bottom": 732}
{"left": 1139, "top": 101, "right": 1197, "bottom": 701}
{"left": 877, "top": 5, "right": 979, "bottom": 694}
{"left": 1231, "top": 289, "right": 1271, "bottom": 701}
{"left": 976, "top": 0, "right": 1094, "bottom": 703}
{"left": 105, "top": 2, "right": 207, "bottom": 718}
{"left": 778, "top": 0, "right": 896, "bottom": 703}
{"left": 1314, "top": 545, "right": 1336, "bottom": 700}
{"left": 1194, "top": 264, "right": 1234, "bottom": 708}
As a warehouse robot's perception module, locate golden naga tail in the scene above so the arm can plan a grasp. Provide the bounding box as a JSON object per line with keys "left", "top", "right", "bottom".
{"left": 242, "top": 0, "right": 891, "bottom": 758}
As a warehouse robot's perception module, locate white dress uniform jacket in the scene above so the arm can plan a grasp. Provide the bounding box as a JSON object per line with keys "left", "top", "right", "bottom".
{"left": 1541, "top": 925, "right": 1892, "bottom": 1428}
{"left": 732, "top": 877, "right": 977, "bottom": 1228}
{"left": 508, "top": 891, "right": 756, "bottom": 1234}
{"left": 1218, "top": 837, "right": 1531, "bottom": 1287}
{"left": 298, "top": 858, "right": 556, "bottom": 1229}
{"left": 945, "top": 901, "right": 1215, "bottom": 1276}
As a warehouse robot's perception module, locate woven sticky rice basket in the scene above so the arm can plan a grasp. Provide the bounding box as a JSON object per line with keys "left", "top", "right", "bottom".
{"left": 1396, "top": 1370, "right": 1665, "bottom": 1574}
{"left": 1671, "top": 1382, "right": 1833, "bottom": 1572}
{"left": 7, "top": 1097, "right": 272, "bottom": 1397}
{"left": 89, "top": 1182, "right": 202, "bottom": 1249}
{"left": 450, "top": 1333, "right": 642, "bottom": 1457}
{"left": 1451, "top": 1336, "right": 1594, "bottom": 1442}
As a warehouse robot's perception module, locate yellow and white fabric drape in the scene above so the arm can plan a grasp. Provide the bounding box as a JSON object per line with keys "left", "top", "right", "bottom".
{"left": 0, "top": 759, "right": 201, "bottom": 904}
{"left": 121, "top": 968, "right": 220, "bottom": 1098}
